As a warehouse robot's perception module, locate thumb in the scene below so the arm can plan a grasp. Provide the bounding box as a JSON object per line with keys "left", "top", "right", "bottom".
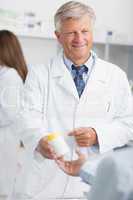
{"left": 75, "top": 148, "right": 82, "bottom": 157}
{"left": 75, "top": 147, "right": 87, "bottom": 161}
{"left": 68, "top": 131, "right": 75, "bottom": 136}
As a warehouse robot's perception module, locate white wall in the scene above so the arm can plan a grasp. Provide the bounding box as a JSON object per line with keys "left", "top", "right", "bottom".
{"left": 1, "top": 0, "right": 132, "bottom": 80}
{"left": 85, "top": 0, "right": 132, "bottom": 44}
{"left": 19, "top": 36, "right": 130, "bottom": 76}
{"left": 1, "top": 0, "right": 132, "bottom": 44}
{"left": 19, "top": 36, "right": 59, "bottom": 64}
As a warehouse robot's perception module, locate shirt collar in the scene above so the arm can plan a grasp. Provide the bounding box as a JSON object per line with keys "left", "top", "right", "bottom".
{"left": 63, "top": 51, "right": 94, "bottom": 73}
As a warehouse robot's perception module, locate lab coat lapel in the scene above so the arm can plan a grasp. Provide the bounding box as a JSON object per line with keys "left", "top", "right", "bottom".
{"left": 87, "top": 58, "right": 108, "bottom": 87}
{"left": 80, "top": 58, "right": 108, "bottom": 101}
{"left": 51, "top": 53, "right": 79, "bottom": 100}
{"left": 94, "top": 59, "right": 108, "bottom": 82}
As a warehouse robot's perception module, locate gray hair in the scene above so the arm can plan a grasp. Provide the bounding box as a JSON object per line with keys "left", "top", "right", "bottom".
{"left": 54, "top": 1, "right": 96, "bottom": 32}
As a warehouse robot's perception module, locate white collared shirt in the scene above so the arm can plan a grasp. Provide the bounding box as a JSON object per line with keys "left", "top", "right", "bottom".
{"left": 63, "top": 51, "right": 95, "bottom": 85}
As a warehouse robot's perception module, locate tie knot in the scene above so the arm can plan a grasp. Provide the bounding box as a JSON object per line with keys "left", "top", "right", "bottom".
{"left": 71, "top": 64, "right": 88, "bottom": 97}
{"left": 71, "top": 64, "right": 88, "bottom": 75}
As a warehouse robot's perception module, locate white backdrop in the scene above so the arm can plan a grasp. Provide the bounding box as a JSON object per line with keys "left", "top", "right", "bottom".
{"left": 0, "top": 0, "right": 132, "bottom": 44}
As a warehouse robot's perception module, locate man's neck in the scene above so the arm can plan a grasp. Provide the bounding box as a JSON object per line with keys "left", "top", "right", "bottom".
{"left": 66, "top": 53, "right": 91, "bottom": 66}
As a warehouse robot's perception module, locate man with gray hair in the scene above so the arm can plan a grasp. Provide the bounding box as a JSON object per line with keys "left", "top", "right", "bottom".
{"left": 17, "top": 1, "right": 133, "bottom": 199}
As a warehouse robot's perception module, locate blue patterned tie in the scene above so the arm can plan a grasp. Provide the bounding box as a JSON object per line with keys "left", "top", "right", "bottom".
{"left": 72, "top": 64, "right": 88, "bottom": 97}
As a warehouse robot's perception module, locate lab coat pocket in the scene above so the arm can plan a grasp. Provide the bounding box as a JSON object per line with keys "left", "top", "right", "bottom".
{"left": 84, "top": 83, "right": 111, "bottom": 118}
{"left": 85, "top": 100, "right": 111, "bottom": 118}
{"left": 83, "top": 87, "right": 111, "bottom": 118}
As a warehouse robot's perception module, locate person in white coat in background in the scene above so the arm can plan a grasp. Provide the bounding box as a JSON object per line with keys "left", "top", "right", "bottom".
{"left": 16, "top": 1, "right": 133, "bottom": 199}
{"left": 56, "top": 145, "right": 133, "bottom": 200}
{"left": 0, "top": 30, "right": 28, "bottom": 200}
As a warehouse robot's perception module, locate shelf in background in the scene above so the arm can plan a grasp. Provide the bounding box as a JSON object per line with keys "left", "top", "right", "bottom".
{"left": 0, "top": 26, "right": 132, "bottom": 46}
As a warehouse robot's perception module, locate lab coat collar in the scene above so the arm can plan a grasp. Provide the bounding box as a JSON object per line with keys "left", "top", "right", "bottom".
{"left": 51, "top": 51, "right": 79, "bottom": 99}
{"left": 63, "top": 51, "right": 95, "bottom": 76}
{"left": 51, "top": 50, "right": 97, "bottom": 78}
{"left": 51, "top": 50, "right": 66, "bottom": 77}
{"left": 50, "top": 50, "right": 108, "bottom": 100}
{"left": 91, "top": 58, "right": 110, "bottom": 84}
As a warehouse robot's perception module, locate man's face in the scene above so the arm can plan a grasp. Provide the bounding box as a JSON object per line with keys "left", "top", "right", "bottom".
{"left": 55, "top": 15, "right": 93, "bottom": 65}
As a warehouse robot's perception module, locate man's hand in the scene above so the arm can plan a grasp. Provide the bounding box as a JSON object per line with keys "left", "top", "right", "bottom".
{"left": 37, "top": 136, "right": 56, "bottom": 159}
{"left": 55, "top": 150, "right": 86, "bottom": 176}
{"left": 69, "top": 127, "right": 98, "bottom": 147}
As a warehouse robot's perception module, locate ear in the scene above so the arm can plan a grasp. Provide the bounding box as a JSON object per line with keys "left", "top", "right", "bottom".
{"left": 55, "top": 31, "right": 61, "bottom": 43}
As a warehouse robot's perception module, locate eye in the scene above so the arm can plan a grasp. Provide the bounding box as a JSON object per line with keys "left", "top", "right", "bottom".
{"left": 63, "top": 32, "right": 75, "bottom": 37}
{"left": 82, "top": 30, "right": 90, "bottom": 34}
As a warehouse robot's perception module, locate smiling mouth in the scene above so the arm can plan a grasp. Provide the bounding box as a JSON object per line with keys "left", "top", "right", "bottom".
{"left": 72, "top": 44, "right": 86, "bottom": 48}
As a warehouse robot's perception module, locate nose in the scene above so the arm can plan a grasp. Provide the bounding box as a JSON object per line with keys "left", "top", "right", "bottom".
{"left": 74, "top": 31, "right": 84, "bottom": 43}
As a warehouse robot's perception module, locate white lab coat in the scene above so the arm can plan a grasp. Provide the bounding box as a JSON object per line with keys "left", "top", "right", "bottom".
{"left": 16, "top": 51, "right": 133, "bottom": 199}
{"left": 0, "top": 66, "right": 23, "bottom": 199}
